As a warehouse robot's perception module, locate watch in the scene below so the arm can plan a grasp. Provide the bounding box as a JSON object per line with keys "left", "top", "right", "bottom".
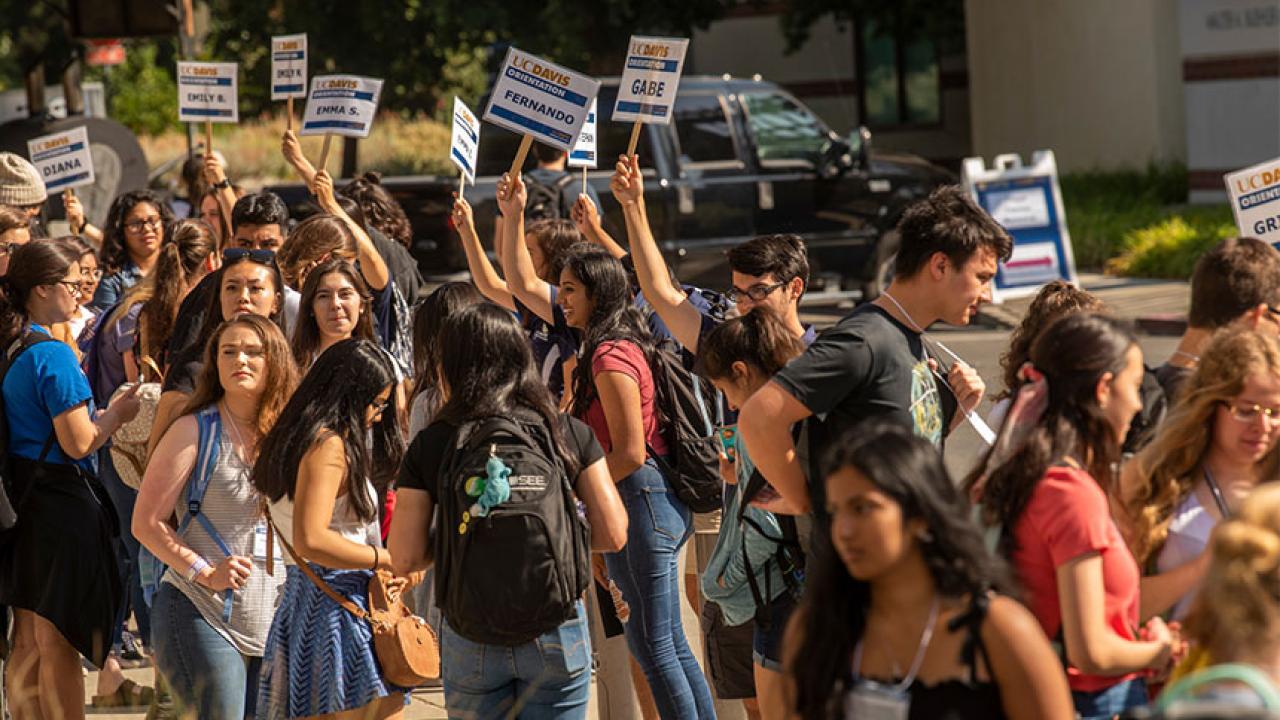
{"left": 212, "top": 178, "right": 231, "bottom": 190}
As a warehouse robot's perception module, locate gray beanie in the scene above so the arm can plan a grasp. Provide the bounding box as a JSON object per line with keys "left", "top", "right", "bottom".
{"left": 0, "top": 153, "right": 47, "bottom": 207}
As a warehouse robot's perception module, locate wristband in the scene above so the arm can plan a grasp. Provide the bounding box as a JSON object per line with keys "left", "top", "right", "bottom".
{"left": 186, "top": 557, "right": 211, "bottom": 583}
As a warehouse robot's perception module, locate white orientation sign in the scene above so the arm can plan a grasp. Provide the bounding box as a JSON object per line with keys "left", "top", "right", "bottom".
{"left": 177, "top": 61, "right": 239, "bottom": 123}
{"left": 300, "top": 75, "right": 384, "bottom": 138}
{"left": 612, "top": 36, "right": 689, "bottom": 124}
{"left": 27, "top": 126, "right": 94, "bottom": 192}
{"left": 1225, "top": 157, "right": 1280, "bottom": 247}
{"left": 270, "top": 34, "right": 308, "bottom": 100}
{"left": 449, "top": 97, "right": 481, "bottom": 185}
{"left": 484, "top": 47, "right": 600, "bottom": 152}
{"left": 567, "top": 99, "right": 598, "bottom": 169}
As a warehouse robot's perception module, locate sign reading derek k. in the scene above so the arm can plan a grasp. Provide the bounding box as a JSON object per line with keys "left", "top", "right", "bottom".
{"left": 271, "top": 33, "right": 308, "bottom": 100}
{"left": 300, "top": 75, "right": 384, "bottom": 138}
{"left": 1225, "top": 156, "right": 1280, "bottom": 247}
{"left": 612, "top": 36, "right": 689, "bottom": 124}
{"left": 484, "top": 47, "right": 600, "bottom": 152}
{"left": 27, "top": 127, "right": 94, "bottom": 192}
{"left": 450, "top": 97, "right": 481, "bottom": 185}
{"left": 567, "top": 99, "right": 598, "bottom": 169}
{"left": 177, "top": 61, "right": 239, "bottom": 123}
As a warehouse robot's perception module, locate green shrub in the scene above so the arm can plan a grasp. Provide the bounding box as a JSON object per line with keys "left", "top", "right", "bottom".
{"left": 1060, "top": 163, "right": 1188, "bottom": 270}
{"left": 1105, "top": 206, "right": 1236, "bottom": 278}
{"left": 103, "top": 43, "right": 179, "bottom": 137}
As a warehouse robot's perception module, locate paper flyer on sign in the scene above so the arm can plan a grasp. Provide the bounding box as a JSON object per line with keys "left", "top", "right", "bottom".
{"left": 483, "top": 47, "right": 600, "bottom": 152}
{"left": 300, "top": 75, "right": 384, "bottom": 138}
{"left": 27, "top": 127, "right": 95, "bottom": 192}
{"left": 271, "top": 34, "right": 308, "bottom": 100}
{"left": 450, "top": 97, "right": 481, "bottom": 185}
{"left": 612, "top": 36, "right": 689, "bottom": 124}
{"left": 177, "top": 61, "right": 239, "bottom": 123}
{"left": 567, "top": 99, "right": 597, "bottom": 169}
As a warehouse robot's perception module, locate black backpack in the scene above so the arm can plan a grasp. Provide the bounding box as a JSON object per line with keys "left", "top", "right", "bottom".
{"left": 524, "top": 173, "right": 574, "bottom": 221}
{"left": 434, "top": 415, "right": 591, "bottom": 645}
{"left": 1122, "top": 364, "right": 1168, "bottom": 455}
{"left": 0, "top": 332, "right": 57, "bottom": 530}
{"left": 648, "top": 342, "right": 725, "bottom": 513}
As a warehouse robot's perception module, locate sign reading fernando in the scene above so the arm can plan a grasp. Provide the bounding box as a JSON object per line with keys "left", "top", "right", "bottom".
{"left": 177, "top": 61, "right": 239, "bottom": 123}
{"left": 300, "top": 75, "right": 384, "bottom": 138}
{"left": 271, "top": 34, "right": 308, "bottom": 101}
{"left": 1225, "top": 156, "right": 1280, "bottom": 247}
{"left": 484, "top": 47, "right": 600, "bottom": 152}
{"left": 27, "top": 127, "right": 94, "bottom": 192}
{"left": 961, "top": 151, "right": 1078, "bottom": 302}
{"left": 612, "top": 36, "right": 688, "bottom": 124}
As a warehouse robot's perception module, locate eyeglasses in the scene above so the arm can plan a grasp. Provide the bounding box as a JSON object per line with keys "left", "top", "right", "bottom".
{"left": 53, "top": 281, "right": 83, "bottom": 299}
{"left": 0, "top": 243, "right": 10, "bottom": 257}
{"left": 223, "top": 248, "right": 277, "bottom": 264}
{"left": 370, "top": 398, "right": 390, "bottom": 413}
{"left": 726, "top": 280, "right": 787, "bottom": 303}
{"left": 123, "top": 217, "right": 163, "bottom": 234}
{"left": 79, "top": 268, "right": 103, "bottom": 282}
{"left": 1223, "top": 401, "right": 1280, "bottom": 425}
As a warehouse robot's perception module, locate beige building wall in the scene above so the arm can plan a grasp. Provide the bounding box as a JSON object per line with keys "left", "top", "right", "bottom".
{"left": 964, "top": 0, "right": 1186, "bottom": 172}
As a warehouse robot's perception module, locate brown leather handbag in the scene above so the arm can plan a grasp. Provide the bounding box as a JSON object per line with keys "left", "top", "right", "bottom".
{"left": 266, "top": 513, "right": 440, "bottom": 686}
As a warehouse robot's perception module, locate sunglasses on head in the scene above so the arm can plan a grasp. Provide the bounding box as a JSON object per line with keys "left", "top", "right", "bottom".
{"left": 222, "top": 248, "right": 277, "bottom": 264}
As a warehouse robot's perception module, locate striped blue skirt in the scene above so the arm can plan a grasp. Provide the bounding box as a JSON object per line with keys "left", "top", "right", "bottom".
{"left": 256, "top": 564, "right": 410, "bottom": 719}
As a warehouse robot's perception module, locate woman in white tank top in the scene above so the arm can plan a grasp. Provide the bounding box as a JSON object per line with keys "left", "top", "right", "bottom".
{"left": 1119, "top": 328, "right": 1280, "bottom": 620}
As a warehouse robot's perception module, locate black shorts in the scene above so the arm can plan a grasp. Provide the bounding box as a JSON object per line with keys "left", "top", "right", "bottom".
{"left": 699, "top": 600, "right": 756, "bottom": 700}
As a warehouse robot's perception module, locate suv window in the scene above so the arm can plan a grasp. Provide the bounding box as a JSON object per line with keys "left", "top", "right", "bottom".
{"left": 741, "top": 92, "right": 829, "bottom": 169}
{"left": 673, "top": 94, "right": 740, "bottom": 165}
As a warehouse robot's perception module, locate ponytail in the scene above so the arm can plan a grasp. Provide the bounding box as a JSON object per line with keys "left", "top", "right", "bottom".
{"left": 139, "top": 220, "right": 216, "bottom": 360}
{"left": 0, "top": 275, "right": 23, "bottom": 349}
{"left": 697, "top": 308, "right": 806, "bottom": 381}
{"left": 0, "top": 239, "right": 82, "bottom": 348}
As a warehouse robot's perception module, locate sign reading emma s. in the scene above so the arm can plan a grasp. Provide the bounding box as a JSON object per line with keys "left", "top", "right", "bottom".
{"left": 483, "top": 47, "right": 600, "bottom": 152}
{"left": 300, "top": 75, "right": 384, "bottom": 138}
{"left": 1225, "top": 156, "right": 1280, "bottom": 246}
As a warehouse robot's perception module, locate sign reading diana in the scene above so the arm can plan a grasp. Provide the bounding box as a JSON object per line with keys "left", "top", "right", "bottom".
{"left": 612, "top": 36, "right": 688, "bottom": 124}
{"left": 483, "top": 47, "right": 600, "bottom": 152}
{"left": 300, "top": 75, "right": 384, "bottom": 138}
{"left": 177, "top": 61, "right": 239, "bottom": 123}
{"left": 27, "top": 127, "right": 94, "bottom": 192}
{"left": 567, "top": 99, "right": 597, "bottom": 169}
{"left": 961, "top": 151, "right": 1078, "bottom": 302}
{"left": 1225, "top": 156, "right": 1280, "bottom": 246}
{"left": 271, "top": 34, "right": 308, "bottom": 100}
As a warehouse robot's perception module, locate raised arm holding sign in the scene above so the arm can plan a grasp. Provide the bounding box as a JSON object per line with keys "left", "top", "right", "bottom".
{"left": 612, "top": 36, "right": 688, "bottom": 158}
{"left": 300, "top": 74, "right": 384, "bottom": 173}
{"left": 483, "top": 47, "right": 600, "bottom": 182}
{"left": 271, "top": 33, "right": 308, "bottom": 131}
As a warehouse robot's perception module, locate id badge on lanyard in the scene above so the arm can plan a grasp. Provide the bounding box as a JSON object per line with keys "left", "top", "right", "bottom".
{"left": 252, "top": 521, "right": 281, "bottom": 564}
{"left": 844, "top": 679, "right": 910, "bottom": 720}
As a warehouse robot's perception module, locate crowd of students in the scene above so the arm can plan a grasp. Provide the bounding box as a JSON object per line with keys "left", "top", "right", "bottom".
{"left": 0, "top": 126, "right": 1279, "bottom": 720}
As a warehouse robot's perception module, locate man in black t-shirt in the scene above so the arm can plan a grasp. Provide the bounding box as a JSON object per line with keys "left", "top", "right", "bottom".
{"left": 1155, "top": 237, "right": 1280, "bottom": 404}
{"left": 739, "top": 186, "right": 1013, "bottom": 514}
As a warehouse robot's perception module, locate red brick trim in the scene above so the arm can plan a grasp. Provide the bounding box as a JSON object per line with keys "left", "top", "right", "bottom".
{"left": 1189, "top": 169, "right": 1233, "bottom": 191}
{"left": 1183, "top": 53, "right": 1280, "bottom": 81}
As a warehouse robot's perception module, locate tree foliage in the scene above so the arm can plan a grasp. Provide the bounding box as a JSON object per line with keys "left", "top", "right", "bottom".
{"left": 779, "top": 0, "right": 966, "bottom": 53}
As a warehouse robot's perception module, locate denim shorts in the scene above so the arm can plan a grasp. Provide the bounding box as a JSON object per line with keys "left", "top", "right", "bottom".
{"left": 752, "top": 592, "right": 798, "bottom": 672}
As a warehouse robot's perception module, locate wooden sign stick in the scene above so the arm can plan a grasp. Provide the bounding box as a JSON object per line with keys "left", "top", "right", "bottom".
{"left": 317, "top": 132, "right": 334, "bottom": 170}
{"left": 626, "top": 119, "right": 643, "bottom": 157}
{"left": 510, "top": 134, "right": 534, "bottom": 177}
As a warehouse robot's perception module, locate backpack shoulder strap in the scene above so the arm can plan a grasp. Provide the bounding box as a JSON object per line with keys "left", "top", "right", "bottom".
{"left": 4, "top": 332, "right": 59, "bottom": 461}
{"left": 553, "top": 173, "right": 575, "bottom": 190}
{"left": 179, "top": 404, "right": 235, "bottom": 620}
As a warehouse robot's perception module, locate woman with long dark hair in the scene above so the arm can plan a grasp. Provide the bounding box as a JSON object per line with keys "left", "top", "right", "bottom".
{"left": 251, "top": 338, "right": 408, "bottom": 719}
{"left": 407, "top": 281, "right": 484, "bottom": 437}
{"left": 92, "top": 190, "right": 176, "bottom": 309}
{"left": 501, "top": 167, "right": 713, "bottom": 718}
{"left": 390, "top": 303, "right": 627, "bottom": 717}
{"left": 134, "top": 315, "right": 298, "bottom": 718}
{"left": 0, "top": 239, "right": 142, "bottom": 719}
{"left": 968, "top": 312, "right": 1173, "bottom": 719}
{"left": 786, "top": 422, "right": 1072, "bottom": 720}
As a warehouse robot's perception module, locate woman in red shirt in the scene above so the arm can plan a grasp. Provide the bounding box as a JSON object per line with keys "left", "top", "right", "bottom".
{"left": 969, "top": 313, "right": 1175, "bottom": 720}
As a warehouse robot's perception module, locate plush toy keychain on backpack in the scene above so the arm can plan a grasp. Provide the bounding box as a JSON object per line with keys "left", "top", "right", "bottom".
{"left": 458, "top": 445, "right": 512, "bottom": 535}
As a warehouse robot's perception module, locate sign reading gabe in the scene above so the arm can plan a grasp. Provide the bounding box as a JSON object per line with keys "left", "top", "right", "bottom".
{"left": 1225, "top": 157, "right": 1280, "bottom": 247}
{"left": 567, "top": 99, "right": 598, "bottom": 169}
{"left": 300, "top": 75, "right": 384, "bottom": 138}
{"left": 483, "top": 47, "right": 600, "bottom": 152}
{"left": 612, "top": 36, "right": 689, "bottom": 124}
{"left": 27, "top": 127, "right": 94, "bottom": 192}
{"left": 450, "top": 97, "right": 481, "bottom": 185}
{"left": 271, "top": 34, "right": 308, "bottom": 100}
{"left": 177, "top": 61, "right": 239, "bottom": 123}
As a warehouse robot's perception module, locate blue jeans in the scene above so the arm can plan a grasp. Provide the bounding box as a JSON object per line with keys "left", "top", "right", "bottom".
{"left": 100, "top": 447, "right": 150, "bottom": 646}
{"left": 152, "top": 583, "right": 261, "bottom": 720}
{"left": 1071, "top": 676, "right": 1147, "bottom": 720}
{"left": 441, "top": 600, "right": 591, "bottom": 719}
{"left": 605, "top": 459, "right": 716, "bottom": 720}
